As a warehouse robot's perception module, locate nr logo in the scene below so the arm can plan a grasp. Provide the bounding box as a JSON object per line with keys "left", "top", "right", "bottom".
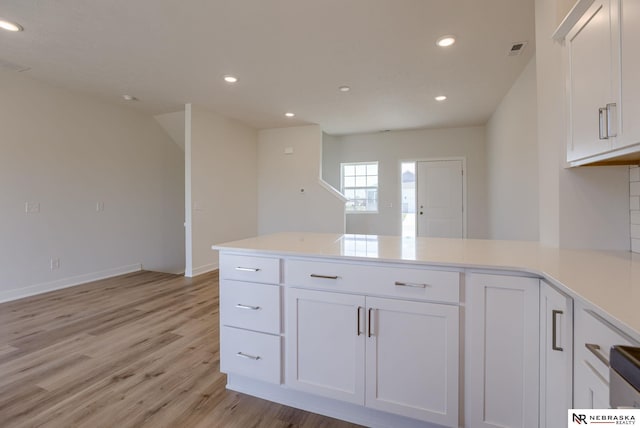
{"left": 573, "top": 413, "right": 588, "bottom": 424}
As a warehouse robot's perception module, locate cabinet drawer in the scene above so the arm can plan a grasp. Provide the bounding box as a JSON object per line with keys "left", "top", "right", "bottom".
{"left": 220, "top": 326, "right": 281, "bottom": 384}
{"left": 220, "top": 253, "right": 280, "bottom": 284}
{"left": 575, "top": 308, "right": 634, "bottom": 380}
{"left": 285, "top": 259, "right": 459, "bottom": 303}
{"left": 220, "top": 280, "right": 281, "bottom": 334}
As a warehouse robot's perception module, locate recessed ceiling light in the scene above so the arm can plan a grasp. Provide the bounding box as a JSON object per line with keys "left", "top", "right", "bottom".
{"left": 0, "top": 19, "right": 23, "bottom": 32}
{"left": 339, "top": 85, "right": 351, "bottom": 92}
{"left": 435, "top": 95, "right": 447, "bottom": 102}
{"left": 285, "top": 112, "right": 295, "bottom": 118}
{"left": 436, "top": 35, "right": 456, "bottom": 47}
{"left": 223, "top": 75, "right": 238, "bottom": 83}
{"left": 122, "top": 95, "right": 138, "bottom": 101}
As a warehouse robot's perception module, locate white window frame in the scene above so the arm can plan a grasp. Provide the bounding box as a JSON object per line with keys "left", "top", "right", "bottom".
{"left": 340, "top": 161, "right": 379, "bottom": 214}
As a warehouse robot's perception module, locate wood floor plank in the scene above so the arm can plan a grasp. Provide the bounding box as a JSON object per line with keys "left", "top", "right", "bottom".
{"left": 0, "top": 271, "right": 361, "bottom": 428}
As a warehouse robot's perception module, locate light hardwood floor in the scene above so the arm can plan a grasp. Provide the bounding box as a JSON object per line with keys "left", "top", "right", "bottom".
{"left": 0, "top": 271, "right": 361, "bottom": 428}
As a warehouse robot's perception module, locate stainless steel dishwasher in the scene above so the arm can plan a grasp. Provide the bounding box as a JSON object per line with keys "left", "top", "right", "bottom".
{"left": 610, "top": 345, "right": 640, "bottom": 408}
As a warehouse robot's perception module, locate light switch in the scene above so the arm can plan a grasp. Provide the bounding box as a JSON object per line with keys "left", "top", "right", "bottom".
{"left": 96, "top": 201, "right": 104, "bottom": 212}
{"left": 284, "top": 147, "right": 294, "bottom": 155}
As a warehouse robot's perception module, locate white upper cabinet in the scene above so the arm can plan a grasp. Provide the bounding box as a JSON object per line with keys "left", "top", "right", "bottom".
{"left": 616, "top": 0, "right": 640, "bottom": 151}
{"left": 565, "top": 0, "right": 619, "bottom": 162}
{"left": 556, "top": 0, "right": 640, "bottom": 166}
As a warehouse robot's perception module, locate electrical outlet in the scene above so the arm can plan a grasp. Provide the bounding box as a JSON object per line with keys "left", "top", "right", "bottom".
{"left": 25, "top": 202, "right": 40, "bottom": 213}
{"left": 50, "top": 257, "right": 60, "bottom": 270}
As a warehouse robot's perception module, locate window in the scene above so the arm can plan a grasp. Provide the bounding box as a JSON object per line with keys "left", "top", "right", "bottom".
{"left": 341, "top": 162, "right": 378, "bottom": 212}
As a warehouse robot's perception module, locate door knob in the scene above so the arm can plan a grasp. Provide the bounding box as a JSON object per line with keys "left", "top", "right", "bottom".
{"left": 419, "top": 211, "right": 423, "bottom": 215}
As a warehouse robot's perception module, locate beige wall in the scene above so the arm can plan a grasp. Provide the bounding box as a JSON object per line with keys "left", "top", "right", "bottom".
{"left": 258, "top": 125, "right": 345, "bottom": 235}
{"left": 0, "top": 70, "right": 185, "bottom": 301}
{"left": 486, "top": 58, "right": 539, "bottom": 241}
{"left": 186, "top": 105, "right": 258, "bottom": 276}
{"left": 323, "top": 126, "right": 488, "bottom": 238}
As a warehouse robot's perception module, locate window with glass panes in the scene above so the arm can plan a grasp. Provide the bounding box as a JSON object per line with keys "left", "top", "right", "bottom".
{"left": 341, "top": 162, "right": 378, "bottom": 212}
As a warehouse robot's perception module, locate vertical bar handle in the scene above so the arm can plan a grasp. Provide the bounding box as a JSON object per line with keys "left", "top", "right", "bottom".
{"left": 551, "top": 309, "right": 563, "bottom": 351}
{"left": 357, "top": 306, "right": 362, "bottom": 336}
{"left": 368, "top": 308, "right": 374, "bottom": 338}
{"left": 599, "top": 107, "right": 609, "bottom": 140}
{"left": 606, "top": 103, "right": 617, "bottom": 137}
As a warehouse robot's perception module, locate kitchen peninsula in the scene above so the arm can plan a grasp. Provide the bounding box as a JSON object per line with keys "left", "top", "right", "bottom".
{"left": 214, "top": 233, "right": 640, "bottom": 428}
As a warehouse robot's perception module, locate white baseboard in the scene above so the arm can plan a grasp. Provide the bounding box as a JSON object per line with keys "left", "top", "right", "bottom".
{"left": 187, "top": 262, "right": 219, "bottom": 277}
{"left": 0, "top": 263, "right": 142, "bottom": 304}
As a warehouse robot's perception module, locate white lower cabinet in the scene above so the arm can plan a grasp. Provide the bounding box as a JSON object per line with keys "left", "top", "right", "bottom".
{"left": 365, "top": 296, "right": 459, "bottom": 426}
{"left": 285, "top": 288, "right": 365, "bottom": 404}
{"left": 285, "top": 287, "right": 459, "bottom": 427}
{"left": 465, "top": 273, "right": 540, "bottom": 428}
{"left": 218, "top": 254, "right": 283, "bottom": 384}
{"left": 573, "top": 302, "right": 637, "bottom": 409}
{"left": 539, "top": 282, "right": 573, "bottom": 428}
{"left": 220, "top": 326, "right": 281, "bottom": 384}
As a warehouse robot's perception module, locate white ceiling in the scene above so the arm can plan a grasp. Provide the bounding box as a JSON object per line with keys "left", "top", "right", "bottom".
{"left": 0, "top": 0, "right": 535, "bottom": 135}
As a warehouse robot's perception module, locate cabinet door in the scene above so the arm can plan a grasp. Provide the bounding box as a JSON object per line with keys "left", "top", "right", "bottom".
{"left": 466, "top": 274, "right": 540, "bottom": 428}
{"left": 539, "top": 283, "right": 573, "bottom": 428}
{"left": 365, "top": 297, "right": 459, "bottom": 427}
{"left": 285, "top": 288, "right": 365, "bottom": 404}
{"left": 566, "top": 0, "right": 618, "bottom": 161}
{"left": 574, "top": 357, "right": 611, "bottom": 409}
{"left": 617, "top": 0, "right": 640, "bottom": 150}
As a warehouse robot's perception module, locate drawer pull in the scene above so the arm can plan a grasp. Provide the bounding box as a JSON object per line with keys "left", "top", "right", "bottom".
{"left": 235, "top": 266, "right": 261, "bottom": 272}
{"left": 310, "top": 274, "right": 339, "bottom": 280}
{"left": 585, "top": 343, "right": 610, "bottom": 367}
{"left": 552, "top": 310, "right": 563, "bottom": 352}
{"left": 236, "top": 352, "right": 261, "bottom": 361}
{"left": 394, "top": 281, "right": 428, "bottom": 288}
{"left": 235, "top": 304, "right": 261, "bottom": 310}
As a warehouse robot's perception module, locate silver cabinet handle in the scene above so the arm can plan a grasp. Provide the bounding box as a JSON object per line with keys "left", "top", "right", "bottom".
{"left": 552, "top": 310, "right": 563, "bottom": 351}
{"left": 235, "top": 266, "right": 260, "bottom": 272}
{"left": 606, "top": 102, "right": 617, "bottom": 137}
{"left": 368, "top": 308, "right": 374, "bottom": 338}
{"left": 310, "top": 274, "right": 339, "bottom": 280}
{"left": 236, "top": 352, "right": 260, "bottom": 360}
{"left": 235, "top": 304, "right": 260, "bottom": 310}
{"left": 599, "top": 107, "right": 608, "bottom": 140}
{"left": 357, "top": 306, "right": 362, "bottom": 336}
{"left": 585, "top": 343, "right": 610, "bottom": 367}
{"left": 394, "top": 281, "right": 428, "bottom": 288}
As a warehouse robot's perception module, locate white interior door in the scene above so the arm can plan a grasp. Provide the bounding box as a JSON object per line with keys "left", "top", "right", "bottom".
{"left": 416, "top": 160, "right": 463, "bottom": 238}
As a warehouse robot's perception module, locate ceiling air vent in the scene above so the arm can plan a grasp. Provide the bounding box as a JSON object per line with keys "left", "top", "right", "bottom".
{"left": 508, "top": 41, "right": 528, "bottom": 56}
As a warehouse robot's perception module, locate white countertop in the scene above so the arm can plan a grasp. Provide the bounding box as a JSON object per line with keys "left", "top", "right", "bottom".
{"left": 213, "top": 232, "right": 640, "bottom": 340}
